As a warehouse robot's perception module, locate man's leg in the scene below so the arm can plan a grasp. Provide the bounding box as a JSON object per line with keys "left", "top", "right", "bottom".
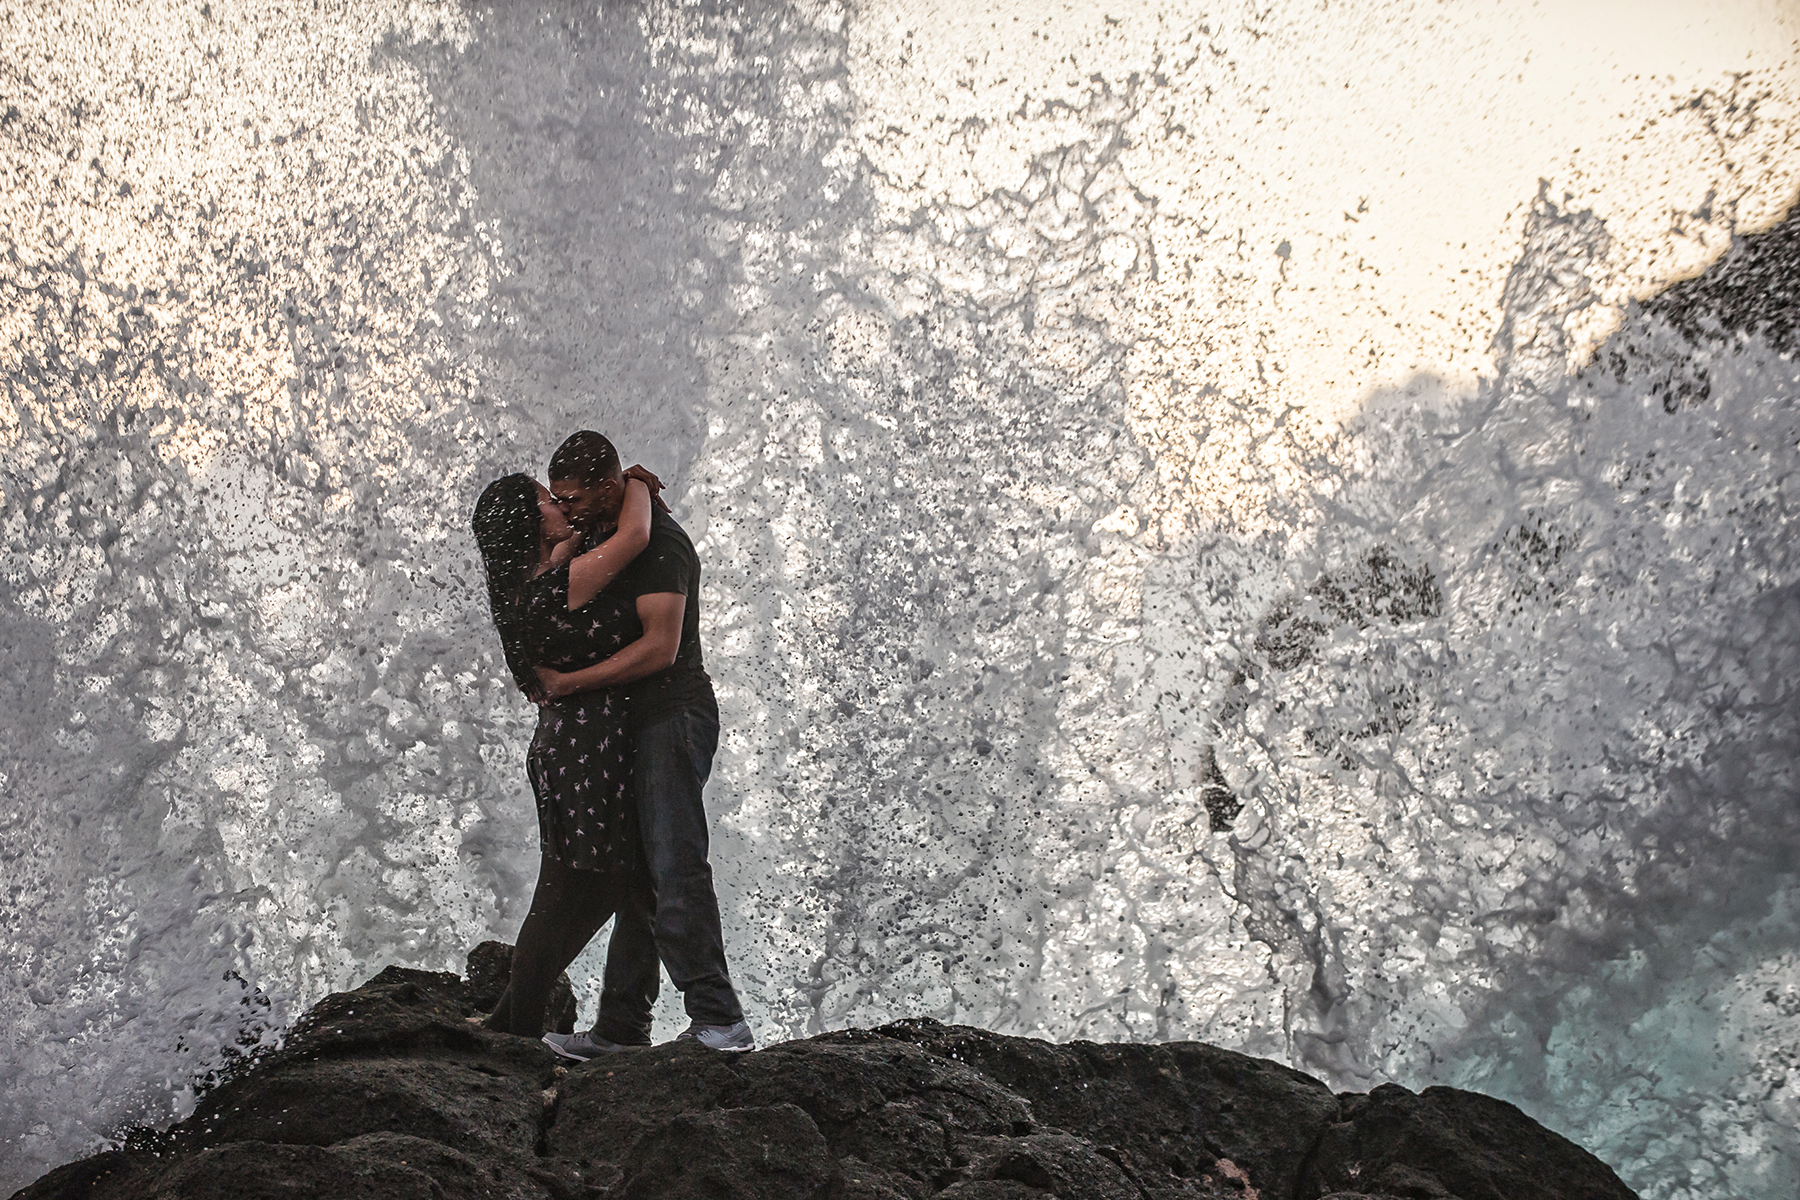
{"left": 621, "top": 704, "right": 743, "bottom": 1028}
{"left": 591, "top": 871, "right": 658, "bottom": 1045}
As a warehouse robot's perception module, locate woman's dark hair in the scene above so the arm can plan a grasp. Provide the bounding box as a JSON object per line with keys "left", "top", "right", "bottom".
{"left": 472, "top": 473, "right": 544, "bottom": 699}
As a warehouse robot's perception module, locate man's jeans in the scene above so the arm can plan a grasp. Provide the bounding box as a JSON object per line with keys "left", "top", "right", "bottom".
{"left": 593, "top": 703, "right": 744, "bottom": 1042}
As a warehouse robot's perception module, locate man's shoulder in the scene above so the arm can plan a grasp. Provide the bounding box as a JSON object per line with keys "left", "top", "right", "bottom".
{"left": 611, "top": 509, "right": 697, "bottom": 598}
{"left": 644, "top": 510, "right": 699, "bottom": 570}
{"left": 649, "top": 508, "right": 696, "bottom": 553}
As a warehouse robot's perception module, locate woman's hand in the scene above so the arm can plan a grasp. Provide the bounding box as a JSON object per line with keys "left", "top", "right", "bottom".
{"left": 535, "top": 665, "right": 573, "bottom": 699}
{"left": 624, "top": 463, "right": 670, "bottom": 513}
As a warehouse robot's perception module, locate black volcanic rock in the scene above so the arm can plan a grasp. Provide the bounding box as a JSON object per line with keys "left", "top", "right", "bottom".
{"left": 9, "top": 952, "right": 1639, "bottom": 1200}
{"left": 114, "top": 1134, "right": 581, "bottom": 1200}
{"left": 616, "top": 1102, "right": 835, "bottom": 1199}
{"left": 870, "top": 1018, "right": 1340, "bottom": 1195}
{"left": 1301, "top": 1083, "right": 1639, "bottom": 1200}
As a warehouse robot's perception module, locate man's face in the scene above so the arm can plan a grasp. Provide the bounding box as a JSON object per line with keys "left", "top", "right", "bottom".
{"left": 550, "top": 475, "right": 622, "bottom": 535}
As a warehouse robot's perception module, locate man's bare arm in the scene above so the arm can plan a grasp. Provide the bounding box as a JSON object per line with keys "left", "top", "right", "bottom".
{"left": 536, "top": 591, "right": 685, "bottom": 698}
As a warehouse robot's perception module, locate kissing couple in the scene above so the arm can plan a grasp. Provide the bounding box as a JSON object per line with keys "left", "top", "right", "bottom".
{"left": 469, "top": 430, "right": 752, "bottom": 1055}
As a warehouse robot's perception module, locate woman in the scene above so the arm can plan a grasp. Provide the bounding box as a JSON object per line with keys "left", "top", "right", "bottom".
{"left": 469, "top": 470, "right": 653, "bottom": 1037}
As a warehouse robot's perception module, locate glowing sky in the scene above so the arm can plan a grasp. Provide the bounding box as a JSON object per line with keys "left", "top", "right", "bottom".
{"left": 849, "top": 0, "right": 1799, "bottom": 528}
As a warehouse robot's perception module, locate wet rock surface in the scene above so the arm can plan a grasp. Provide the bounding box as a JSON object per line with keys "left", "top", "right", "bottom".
{"left": 11, "top": 955, "right": 1638, "bottom": 1200}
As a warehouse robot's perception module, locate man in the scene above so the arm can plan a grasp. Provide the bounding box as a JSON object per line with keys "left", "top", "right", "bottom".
{"left": 533, "top": 430, "right": 753, "bottom": 1055}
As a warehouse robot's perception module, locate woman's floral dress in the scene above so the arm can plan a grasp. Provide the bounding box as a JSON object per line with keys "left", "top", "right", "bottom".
{"left": 521, "top": 565, "right": 642, "bottom": 872}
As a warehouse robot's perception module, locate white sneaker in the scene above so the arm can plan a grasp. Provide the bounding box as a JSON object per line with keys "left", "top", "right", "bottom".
{"left": 674, "top": 1020, "right": 755, "bottom": 1052}
{"left": 541, "top": 1030, "right": 636, "bottom": 1061}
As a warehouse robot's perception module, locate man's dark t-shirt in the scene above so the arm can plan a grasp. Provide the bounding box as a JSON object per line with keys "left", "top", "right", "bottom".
{"left": 607, "top": 508, "right": 715, "bottom": 726}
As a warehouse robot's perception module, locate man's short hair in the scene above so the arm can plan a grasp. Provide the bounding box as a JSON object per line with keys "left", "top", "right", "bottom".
{"left": 549, "top": 430, "right": 621, "bottom": 485}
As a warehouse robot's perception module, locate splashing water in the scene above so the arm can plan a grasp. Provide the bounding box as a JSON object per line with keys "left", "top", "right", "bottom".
{"left": 2, "top": 3, "right": 1797, "bottom": 1197}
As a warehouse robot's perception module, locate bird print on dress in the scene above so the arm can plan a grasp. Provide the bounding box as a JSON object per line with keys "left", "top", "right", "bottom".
{"left": 519, "top": 563, "right": 643, "bottom": 876}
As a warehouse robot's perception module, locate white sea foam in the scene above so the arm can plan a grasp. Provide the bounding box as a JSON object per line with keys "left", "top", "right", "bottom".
{"left": 1, "top": 3, "right": 1796, "bottom": 1196}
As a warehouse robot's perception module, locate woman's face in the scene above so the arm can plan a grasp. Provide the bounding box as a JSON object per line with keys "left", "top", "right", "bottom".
{"left": 535, "top": 481, "right": 574, "bottom": 542}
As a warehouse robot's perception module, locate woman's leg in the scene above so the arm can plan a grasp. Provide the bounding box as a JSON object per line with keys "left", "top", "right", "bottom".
{"left": 484, "top": 987, "right": 514, "bottom": 1031}
{"left": 484, "top": 855, "right": 619, "bottom": 1037}
{"left": 485, "top": 854, "right": 577, "bottom": 1037}
{"left": 551, "top": 869, "right": 619, "bottom": 976}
